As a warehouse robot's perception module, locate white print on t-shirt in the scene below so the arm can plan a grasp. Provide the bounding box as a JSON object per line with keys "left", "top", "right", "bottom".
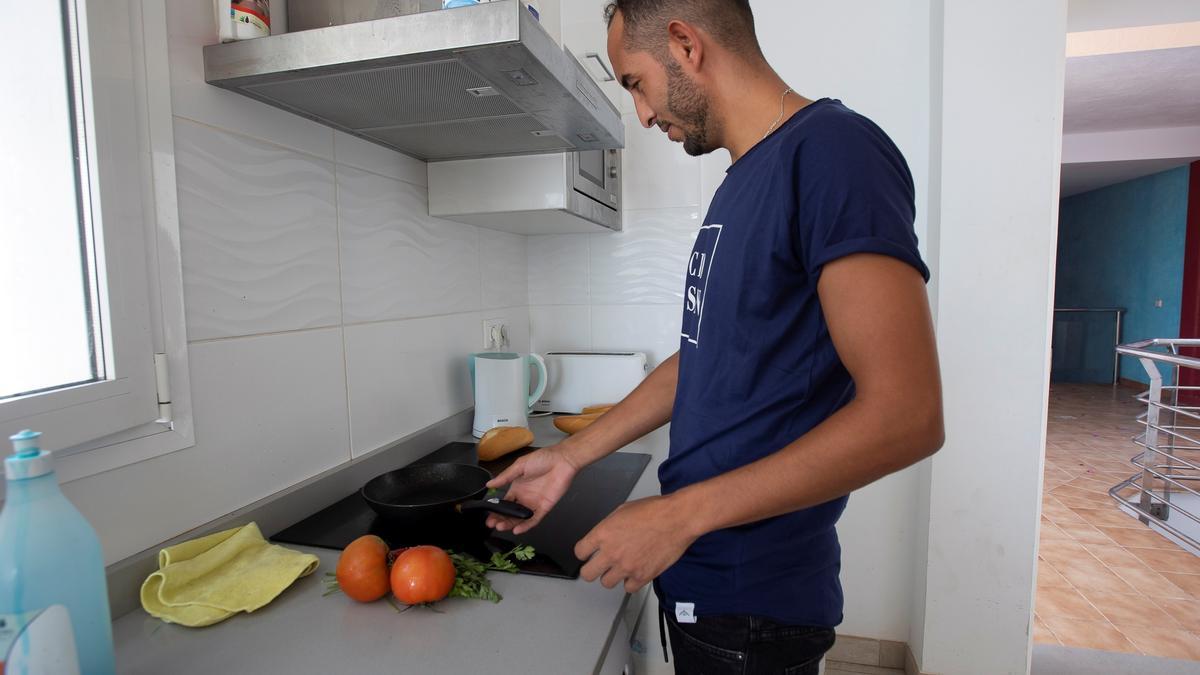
{"left": 680, "top": 224, "right": 723, "bottom": 347}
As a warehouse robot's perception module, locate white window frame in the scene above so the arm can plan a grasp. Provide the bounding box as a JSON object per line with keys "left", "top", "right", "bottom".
{"left": 0, "top": 0, "right": 194, "bottom": 483}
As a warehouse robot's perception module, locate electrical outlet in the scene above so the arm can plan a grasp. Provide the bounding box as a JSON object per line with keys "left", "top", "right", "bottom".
{"left": 1154, "top": 299, "right": 1164, "bottom": 308}
{"left": 482, "top": 318, "right": 508, "bottom": 350}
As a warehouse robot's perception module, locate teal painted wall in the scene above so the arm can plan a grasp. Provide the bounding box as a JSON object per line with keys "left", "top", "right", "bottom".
{"left": 1055, "top": 165, "right": 1190, "bottom": 384}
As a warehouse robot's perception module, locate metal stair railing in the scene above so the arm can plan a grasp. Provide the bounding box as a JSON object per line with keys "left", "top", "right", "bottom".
{"left": 1109, "top": 338, "right": 1200, "bottom": 553}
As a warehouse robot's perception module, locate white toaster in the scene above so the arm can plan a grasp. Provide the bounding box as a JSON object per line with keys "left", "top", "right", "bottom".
{"left": 534, "top": 351, "right": 649, "bottom": 414}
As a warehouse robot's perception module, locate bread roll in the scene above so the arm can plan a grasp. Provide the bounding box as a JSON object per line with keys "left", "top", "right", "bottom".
{"left": 554, "top": 413, "right": 602, "bottom": 435}
{"left": 581, "top": 403, "right": 616, "bottom": 415}
{"left": 477, "top": 426, "right": 534, "bottom": 461}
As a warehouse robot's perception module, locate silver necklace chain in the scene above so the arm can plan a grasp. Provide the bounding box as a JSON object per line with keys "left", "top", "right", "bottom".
{"left": 762, "top": 87, "right": 793, "bottom": 140}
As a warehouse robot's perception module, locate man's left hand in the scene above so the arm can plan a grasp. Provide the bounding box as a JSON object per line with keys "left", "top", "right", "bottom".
{"left": 574, "top": 495, "right": 698, "bottom": 593}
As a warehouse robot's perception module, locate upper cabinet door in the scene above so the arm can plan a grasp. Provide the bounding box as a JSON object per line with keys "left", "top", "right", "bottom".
{"left": 557, "top": 0, "right": 634, "bottom": 114}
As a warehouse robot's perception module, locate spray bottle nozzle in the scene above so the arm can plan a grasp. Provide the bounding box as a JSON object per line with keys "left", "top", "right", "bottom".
{"left": 9, "top": 429, "right": 42, "bottom": 458}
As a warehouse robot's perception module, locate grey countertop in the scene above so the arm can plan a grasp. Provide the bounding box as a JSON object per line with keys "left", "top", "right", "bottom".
{"left": 112, "top": 417, "right": 669, "bottom": 675}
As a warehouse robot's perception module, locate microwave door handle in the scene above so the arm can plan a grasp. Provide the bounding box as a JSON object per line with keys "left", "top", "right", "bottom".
{"left": 584, "top": 53, "right": 616, "bottom": 82}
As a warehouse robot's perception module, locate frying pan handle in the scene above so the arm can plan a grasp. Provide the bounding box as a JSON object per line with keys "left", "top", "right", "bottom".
{"left": 457, "top": 497, "right": 534, "bottom": 520}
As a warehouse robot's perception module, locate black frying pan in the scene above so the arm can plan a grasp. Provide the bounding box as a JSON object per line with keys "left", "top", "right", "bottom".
{"left": 361, "top": 463, "right": 533, "bottom": 526}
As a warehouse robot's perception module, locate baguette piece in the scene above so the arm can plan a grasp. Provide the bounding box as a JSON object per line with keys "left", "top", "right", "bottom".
{"left": 581, "top": 403, "right": 616, "bottom": 415}
{"left": 554, "top": 413, "right": 602, "bottom": 435}
{"left": 477, "top": 426, "right": 534, "bottom": 461}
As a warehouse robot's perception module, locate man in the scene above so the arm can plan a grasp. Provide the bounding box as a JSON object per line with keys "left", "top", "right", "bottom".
{"left": 486, "top": 1, "right": 944, "bottom": 671}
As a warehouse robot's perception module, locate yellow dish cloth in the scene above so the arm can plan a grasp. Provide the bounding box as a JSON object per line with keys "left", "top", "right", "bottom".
{"left": 140, "top": 522, "right": 319, "bottom": 627}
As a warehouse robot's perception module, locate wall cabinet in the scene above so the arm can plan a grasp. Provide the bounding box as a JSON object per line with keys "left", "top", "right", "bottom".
{"left": 547, "top": 0, "right": 634, "bottom": 115}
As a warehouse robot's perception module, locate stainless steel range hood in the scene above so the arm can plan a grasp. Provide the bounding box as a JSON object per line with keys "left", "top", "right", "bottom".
{"left": 203, "top": 0, "right": 623, "bottom": 161}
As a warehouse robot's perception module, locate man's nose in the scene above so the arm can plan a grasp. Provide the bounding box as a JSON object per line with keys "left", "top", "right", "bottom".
{"left": 633, "top": 98, "right": 656, "bottom": 129}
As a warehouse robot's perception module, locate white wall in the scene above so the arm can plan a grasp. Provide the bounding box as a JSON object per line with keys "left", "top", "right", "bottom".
{"left": 911, "top": 2, "right": 1067, "bottom": 674}
{"left": 61, "top": 0, "right": 530, "bottom": 565}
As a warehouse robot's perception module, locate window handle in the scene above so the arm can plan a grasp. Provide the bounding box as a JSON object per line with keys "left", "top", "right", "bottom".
{"left": 584, "top": 53, "right": 616, "bottom": 82}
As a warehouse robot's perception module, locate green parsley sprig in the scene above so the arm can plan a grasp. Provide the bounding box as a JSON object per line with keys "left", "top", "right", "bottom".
{"left": 448, "top": 545, "right": 536, "bottom": 603}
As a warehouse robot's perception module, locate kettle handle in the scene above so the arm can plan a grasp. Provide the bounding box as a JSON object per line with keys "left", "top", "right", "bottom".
{"left": 527, "top": 354, "right": 547, "bottom": 410}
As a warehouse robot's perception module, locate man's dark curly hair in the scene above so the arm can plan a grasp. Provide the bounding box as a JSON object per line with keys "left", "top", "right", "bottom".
{"left": 603, "top": 0, "right": 762, "bottom": 59}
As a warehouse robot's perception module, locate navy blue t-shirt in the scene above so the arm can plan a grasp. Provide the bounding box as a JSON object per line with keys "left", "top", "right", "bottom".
{"left": 659, "top": 99, "right": 929, "bottom": 627}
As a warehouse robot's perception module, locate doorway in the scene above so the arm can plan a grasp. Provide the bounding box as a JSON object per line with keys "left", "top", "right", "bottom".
{"left": 1036, "top": 25, "right": 1200, "bottom": 660}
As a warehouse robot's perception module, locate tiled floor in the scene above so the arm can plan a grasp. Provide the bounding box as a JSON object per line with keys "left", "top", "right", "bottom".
{"left": 1036, "top": 384, "right": 1200, "bottom": 660}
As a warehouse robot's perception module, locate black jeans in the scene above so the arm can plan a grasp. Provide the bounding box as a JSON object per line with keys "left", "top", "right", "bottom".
{"left": 663, "top": 610, "right": 835, "bottom": 675}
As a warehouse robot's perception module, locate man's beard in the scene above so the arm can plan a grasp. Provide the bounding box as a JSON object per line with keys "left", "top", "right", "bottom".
{"left": 665, "top": 60, "right": 717, "bottom": 156}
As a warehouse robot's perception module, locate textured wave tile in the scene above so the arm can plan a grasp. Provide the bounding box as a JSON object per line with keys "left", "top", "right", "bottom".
{"left": 480, "top": 228, "right": 529, "bottom": 309}
{"left": 175, "top": 119, "right": 341, "bottom": 341}
{"left": 61, "top": 327, "right": 350, "bottom": 562}
{"left": 590, "top": 208, "right": 701, "bottom": 305}
{"left": 529, "top": 305, "right": 591, "bottom": 353}
{"left": 344, "top": 313, "right": 480, "bottom": 457}
{"left": 527, "top": 234, "right": 591, "bottom": 305}
{"left": 338, "top": 166, "right": 482, "bottom": 323}
{"left": 591, "top": 304, "right": 684, "bottom": 368}
{"left": 165, "top": 0, "right": 333, "bottom": 159}
{"left": 701, "top": 153, "right": 732, "bottom": 215}
{"left": 620, "top": 113, "right": 702, "bottom": 211}
{"left": 333, "top": 131, "right": 427, "bottom": 187}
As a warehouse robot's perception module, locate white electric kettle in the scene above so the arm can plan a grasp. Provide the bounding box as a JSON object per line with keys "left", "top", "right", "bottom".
{"left": 468, "top": 352, "right": 547, "bottom": 438}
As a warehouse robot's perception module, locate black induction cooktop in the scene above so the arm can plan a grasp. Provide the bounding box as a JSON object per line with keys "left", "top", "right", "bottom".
{"left": 273, "top": 442, "right": 651, "bottom": 580}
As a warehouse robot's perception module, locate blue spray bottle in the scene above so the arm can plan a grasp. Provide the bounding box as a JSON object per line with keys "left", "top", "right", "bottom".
{"left": 0, "top": 430, "right": 115, "bottom": 674}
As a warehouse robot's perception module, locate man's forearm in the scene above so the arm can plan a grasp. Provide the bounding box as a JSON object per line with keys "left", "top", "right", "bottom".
{"left": 559, "top": 352, "right": 679, "bottom": 467}
{"left": 671, "top": 393, "right": 944, "bottom": 539}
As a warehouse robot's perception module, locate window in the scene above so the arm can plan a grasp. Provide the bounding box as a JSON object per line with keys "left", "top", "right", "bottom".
{"left": 0, "top": 0, "right": 193, "bottom": 479}
{"left": 3, "top": 0, "right": 107, "bottom": 400}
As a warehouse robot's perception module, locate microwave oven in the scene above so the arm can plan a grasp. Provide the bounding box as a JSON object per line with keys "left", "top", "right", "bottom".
{"left": 428, "top": 149, "right": 622, "bottom": 234}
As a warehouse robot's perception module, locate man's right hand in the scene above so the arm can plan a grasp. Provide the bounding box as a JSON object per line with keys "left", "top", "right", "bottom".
{"left": 484, "top": 444, "right": 582, "bottom": 535}
{"left": 484, "top": 352, "right": 681, "bottom": 535}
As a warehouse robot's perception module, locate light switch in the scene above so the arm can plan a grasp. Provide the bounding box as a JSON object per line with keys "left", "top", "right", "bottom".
{"left": 1155, "top": 299, "right": 1164, "bottom": 308}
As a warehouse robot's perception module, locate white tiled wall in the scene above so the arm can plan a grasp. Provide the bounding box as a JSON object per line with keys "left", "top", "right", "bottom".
{"left": 337, "top": 166, "right": 482, "bottom": 322}
{"left": 174, "top": 120, "right": 342, "bottom": 340}
{"left": 61, "top": 0, "right": 531, "bottom": 565}
{"left": 166, "top": 0, "right": 334, "bottom": 159}
{"left": 343, "top": 311, "right": 528, "bottom": 458}
{"left": 528, "top": 234, "right": 591, "bottom": 305}
{"left": 64, "top": 329, "right": 352, "bottom": 561}
{"left": 589, "top": 207, "right": 702, "bottom": 305}
{"left": 332, "top": 131, "right": 427, "bottom": 187}
{"left": 618, "top": 115, "right": 703, "bottom": 211}
{"left": 480, "top": 228, "right": 530, "bottom": 310}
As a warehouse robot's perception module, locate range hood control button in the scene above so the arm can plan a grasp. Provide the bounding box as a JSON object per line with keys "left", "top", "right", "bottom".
{"left": 504, "top": 69, "right": 538, "bottom": 86}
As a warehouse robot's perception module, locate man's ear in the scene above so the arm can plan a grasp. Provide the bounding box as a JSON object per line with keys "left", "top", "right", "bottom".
{"left": 666, "top": 19, "right": 704, "bottom": 73}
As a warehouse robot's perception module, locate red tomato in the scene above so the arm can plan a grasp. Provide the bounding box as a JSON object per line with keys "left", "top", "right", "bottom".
{"left": 335, "top": 535, "right": 391, "bottom": 602}
{"left": 390, "top": 545, "right": 456, "bottom": 605}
